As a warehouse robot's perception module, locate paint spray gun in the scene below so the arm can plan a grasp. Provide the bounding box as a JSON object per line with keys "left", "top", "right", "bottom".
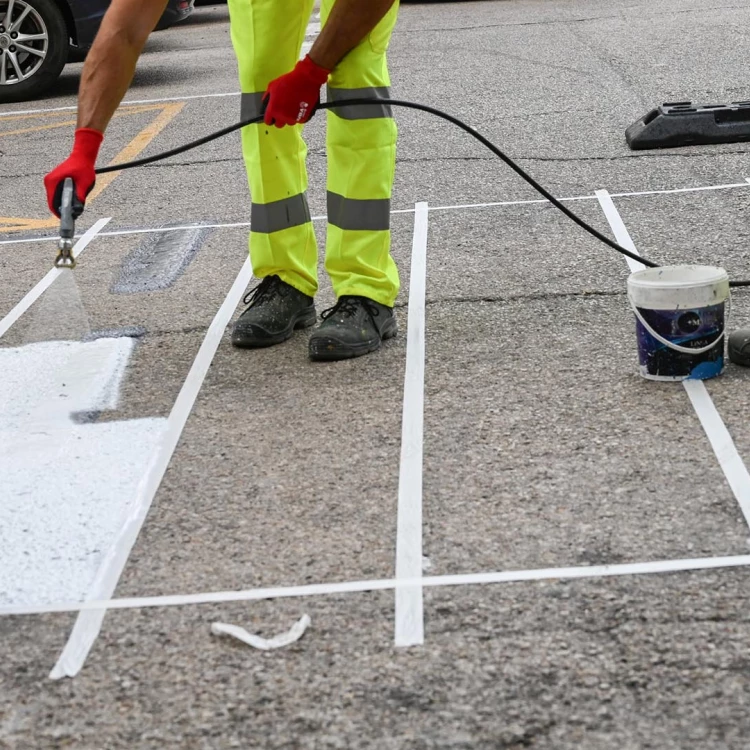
{"left": 54, "top": 177, "right": 80, "bottom": 269}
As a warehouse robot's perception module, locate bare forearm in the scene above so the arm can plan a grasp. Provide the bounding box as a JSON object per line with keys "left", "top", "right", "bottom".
{"left": 310, "top": 0, "right": 397, "bottom": 71}
{"left": 76, "top": 34, "right": 143, "bottom": 131}
{"left": 75, "top": 0, "right": 168, "bottom": 131}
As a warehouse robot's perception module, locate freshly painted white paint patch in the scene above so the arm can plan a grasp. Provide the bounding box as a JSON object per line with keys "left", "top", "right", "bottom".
{"left": 0, "top": 339, "right": 166, "bottom": 607}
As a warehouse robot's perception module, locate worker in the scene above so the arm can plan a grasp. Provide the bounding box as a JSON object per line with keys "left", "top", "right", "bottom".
{"left": 44, "top": 0, "right": 400, "bottom": 361}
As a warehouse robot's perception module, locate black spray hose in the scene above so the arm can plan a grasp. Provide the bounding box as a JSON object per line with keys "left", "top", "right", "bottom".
{"left": 95, "top": 98, "right": 750, "bottom": 288}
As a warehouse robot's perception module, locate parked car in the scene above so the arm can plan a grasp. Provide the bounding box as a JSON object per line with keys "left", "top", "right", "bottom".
{"left": 0, "top": 0, "right": 194, "bottom": 103}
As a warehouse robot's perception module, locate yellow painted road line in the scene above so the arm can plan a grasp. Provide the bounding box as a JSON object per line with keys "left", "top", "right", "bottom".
{"left": 0, "top": 102, "right": 186, "bottom": 232}
{"left": 85, "top": 102, "right": 186, "bottom": 203}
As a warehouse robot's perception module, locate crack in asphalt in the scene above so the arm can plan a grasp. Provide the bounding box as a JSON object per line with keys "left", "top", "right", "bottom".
{"left": 392, "top": 290, "right": 625, "bottom": 310}
{"left": 134, "top": 291, "right": 629, "bottom": 337}
{"left": 395, "top": 149, "right": 750, "bottom": 164}
{"left": 395, "top": 4, "right": 749, "bottom": 34}
{"left": 4, "top": 142, "right": 750, "bottom": 183}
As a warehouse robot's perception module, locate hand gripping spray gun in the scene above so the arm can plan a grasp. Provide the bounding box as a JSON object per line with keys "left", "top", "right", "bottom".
{"left": 54, "top": 177, "right": 78, "bottom": 269}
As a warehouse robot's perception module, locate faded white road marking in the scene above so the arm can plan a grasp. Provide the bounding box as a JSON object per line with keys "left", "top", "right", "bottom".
{"left": 4, "top": 555, "right": 750, "bottom": 617}
{"left": 50, "top": 258, "right": 254, "bottom": 680}
{"left": 111, "top": 226, "right": 213, "bottom": 294}
{"left": 0, "top": 218, "right": 110, "bottom": 338}
{"left": 394, "top": 202, "right": 428, "bottom": 647}
{"left": 0, "top": 339, "right": 166, "bottom": 607}
{"left": 0, "top": 92, "right": 241, "bottom": 118}
{"left": 596, "top": 189, "right": 750, "bottom": 528}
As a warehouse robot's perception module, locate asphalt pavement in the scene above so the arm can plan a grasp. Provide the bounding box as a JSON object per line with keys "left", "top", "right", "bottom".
{"left": 3, "top": 0, "right": 750, "bottom": 747}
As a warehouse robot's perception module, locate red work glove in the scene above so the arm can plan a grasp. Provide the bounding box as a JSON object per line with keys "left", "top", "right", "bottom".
{"left": 43, "top": 128, "right": 104, "bottom": 218}
{"left": 263, "top": 55, "right": 332, "bottom": 128}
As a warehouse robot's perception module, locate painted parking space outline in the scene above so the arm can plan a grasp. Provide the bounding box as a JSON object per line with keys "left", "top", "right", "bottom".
{"left": 0, "top": 102, "right": 184, "bottom": 232}
{"left": 3, "top": 21, "right": 750, "bottom": 675}
{"left": 2, "top": 175, "right": 750, "bottom": 680}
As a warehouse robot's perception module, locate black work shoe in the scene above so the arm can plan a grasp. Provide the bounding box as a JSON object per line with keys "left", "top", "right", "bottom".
{"left": 309, "top": 295, "right": 398, "bottom": 361}
{"left": 232, "top": 275, "right": 316, "bottom": 348}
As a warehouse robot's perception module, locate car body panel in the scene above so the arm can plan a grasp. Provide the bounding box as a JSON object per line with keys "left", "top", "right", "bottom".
{"left": 65, "top": 0, "right": 194, "bottom": 49}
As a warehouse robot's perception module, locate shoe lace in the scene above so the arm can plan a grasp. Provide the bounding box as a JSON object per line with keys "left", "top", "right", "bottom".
{"left": 320, "top": 296, "right": 380, "bottom": 321}
{"left": 242, "top": 275, "right": 286, "bottom": 307}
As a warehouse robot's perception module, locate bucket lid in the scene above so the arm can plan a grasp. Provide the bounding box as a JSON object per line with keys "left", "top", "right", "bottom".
{"left": 628, "top": 265, "right": 728, "bottom": 290}
{"left": 627, "top": 265, "right": 729, "bottom": 310}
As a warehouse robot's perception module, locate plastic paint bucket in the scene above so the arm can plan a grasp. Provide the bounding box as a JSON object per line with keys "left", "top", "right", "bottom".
{"left": 627, "top": 265, "right": 729, "bottom": 381}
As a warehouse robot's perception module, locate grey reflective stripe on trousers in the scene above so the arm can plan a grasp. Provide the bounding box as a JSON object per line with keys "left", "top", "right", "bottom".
{"left": 326, "top": 86, "right": 393, "bottom": 120}
{"left": 251, "top": 194, "right": 311, "bottom": 234}
{"left": 327, "top": 192, "right": 391, "bottom": 231}
{"left": 241, "top": 92, "right": 266, "bottom": 121}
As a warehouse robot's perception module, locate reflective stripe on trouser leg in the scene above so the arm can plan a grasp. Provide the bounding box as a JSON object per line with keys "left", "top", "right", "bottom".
{"left": 227, "top": 0, "right": 319, "bottom": 297}
{"left": 321, "top": 0, "right": 400, "bottom": 307}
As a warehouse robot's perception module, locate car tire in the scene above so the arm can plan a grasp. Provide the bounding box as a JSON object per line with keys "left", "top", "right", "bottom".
{"left": 0, "top": 0, "right": 68, "bottom": 103}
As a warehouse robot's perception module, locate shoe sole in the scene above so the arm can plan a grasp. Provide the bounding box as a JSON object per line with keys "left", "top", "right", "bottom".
{"left": 308, "top": 320, "right": 398, "bottom": 362}
{"left": 231, "top": 306, "right": 317, "bottom": 349}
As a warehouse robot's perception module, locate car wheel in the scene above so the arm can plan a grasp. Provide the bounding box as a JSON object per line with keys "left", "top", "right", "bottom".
{"left": 0, "top": 0, "right": 67, "bottom": 103}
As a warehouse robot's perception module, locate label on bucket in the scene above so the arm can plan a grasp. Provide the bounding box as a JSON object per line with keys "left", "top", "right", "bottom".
{"left": 635, "top": 303, "right": 725, "bottom": 380}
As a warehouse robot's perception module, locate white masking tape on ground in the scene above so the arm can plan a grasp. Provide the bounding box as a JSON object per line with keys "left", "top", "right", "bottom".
{"left": 211, "top": 614, "right": 311, "bottom": 650}
{"left": 394, "top": 202, "right": 428, "bottom": 648}
{"left": 3, "top": 179, "right": 750, "bottom": 249}
{"left": 49, "top": 257, "right": 254, "bottom": 680}
{"left": 4, "top": 555, "right": 750, "bottom": 618}
{"left": 594, "top": 190, "right": 645, "bottom": 273}
{"left": 0, "top": 218, "right": 111, "bottom": 339}
{"left": 683, "top": 380, "right": 750, "bottom": 527}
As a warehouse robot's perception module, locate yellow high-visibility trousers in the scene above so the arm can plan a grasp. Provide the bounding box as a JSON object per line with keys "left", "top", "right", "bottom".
{"left": 226, "top": 0, "right": 400, "bottom": 306}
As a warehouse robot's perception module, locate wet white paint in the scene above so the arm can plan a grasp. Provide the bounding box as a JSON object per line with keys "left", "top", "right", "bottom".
{"left": 0, "top": 338, "right": 166, "bottom": 607}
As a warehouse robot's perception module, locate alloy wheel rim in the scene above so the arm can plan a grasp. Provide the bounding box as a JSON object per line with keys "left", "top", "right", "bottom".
{"left": 0, "top": 0, "right": 49, "bottom": 86}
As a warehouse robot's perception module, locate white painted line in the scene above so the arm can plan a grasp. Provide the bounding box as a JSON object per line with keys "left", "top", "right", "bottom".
{"left": 596, "top": 191, "right": 750, "bottom": 530}
{"left": 4, "top": 555, "right": 750, "bottom": 618}
{"left": 595, "top": 190, "right": 645, "bottom": 273}
{"left": 394, "top": 202, "right": 428, "bottom": 648}
{"left": 0, "top": 91, "right": 241, "bottom": 118}
{"left": 610, "top": 181, "right": 750, "bottom": 200}
{"left": 49, "top": 257, "right": 254, "bottom": 680}
{"left": 4, "top": 178, "right": 750, "bottom": 249}
{"left": 683, "top": 380, "right": 750, "bottom": 527}
{"left": 0, "top": 218, "right": 111, "bottom": 339}
{"left": 0, "top": 213, "right": 418, "bottom": 248}
{"left": 0, "top": 220, "right": 281, "bottom": 248}
{"left": 429, "top": 196, "right": 576, "bottom": 212}
{"left": 426, "top": 180, "right": 750, "bottom": 213}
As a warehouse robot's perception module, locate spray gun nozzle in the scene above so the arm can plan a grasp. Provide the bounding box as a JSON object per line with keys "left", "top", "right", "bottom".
{"left": 55, "top": 239, "right": 76, "bottom": 268}
{"left": 55, "top": 177, "right": 77, "bottom": 269}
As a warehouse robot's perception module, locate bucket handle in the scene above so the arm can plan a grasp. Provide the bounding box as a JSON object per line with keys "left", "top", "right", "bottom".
{"left": 627, "top": 294, "right": 730, "bottom": 356}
